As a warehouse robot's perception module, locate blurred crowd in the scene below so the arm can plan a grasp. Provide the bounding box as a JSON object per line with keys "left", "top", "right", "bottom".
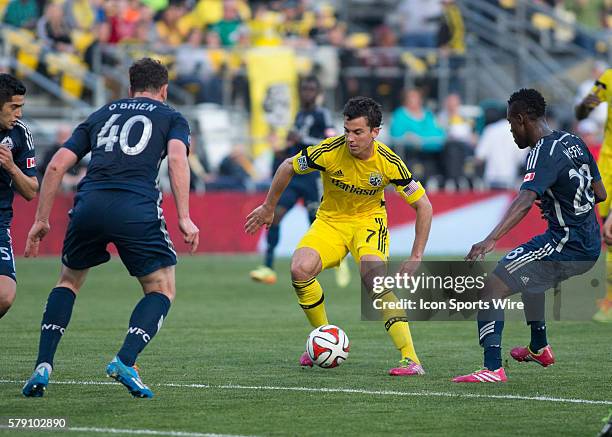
{"left": 3, "top": 0, "right": 609, "bottom": 193}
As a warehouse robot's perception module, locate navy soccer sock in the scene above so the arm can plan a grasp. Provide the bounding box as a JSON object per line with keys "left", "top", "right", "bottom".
{"left": 529, "top": 321, "right": 548, "bottom": 351}
{"left": 478, "top": 305, "right": 505, "bottom": 371}
{"left": 117, "top": 292, "right": 171, "bottom": 367}
{"left": 264, "top": 224, "right": 280, "bottom": 269}
{"left": 36, "top": 287, "right": 76, "bottom": 369}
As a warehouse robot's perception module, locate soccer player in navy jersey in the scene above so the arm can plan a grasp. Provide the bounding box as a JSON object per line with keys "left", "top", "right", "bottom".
{"left": 22, "top": 58, "right": 199, "bottom": 398}
{"left": 0, "top": 74, "right": 38, "bottom": 319}
{"left": 454, "top": 89, "right": 607, "bottom": 383}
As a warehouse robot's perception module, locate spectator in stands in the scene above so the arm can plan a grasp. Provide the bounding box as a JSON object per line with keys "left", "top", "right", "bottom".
{"left": 564, "top": 0, "right": 606, "bottom": 51}
{"left": 2, "top": 0, "right": 39, "bottom": 30}
{"left": 206, "top": 144, "right": 256, "bottom": 191}
{"left": 37, "top": 1, "right": 74, "bottom": 53}
{"left": 474, "top": 110, "right": 528, "bottom": 190}
{"left": 39, "top": 125, "right": 87, "bottom": 191}
{"left": 63, "top": 0, "right": 95, "bottom": 32}
{"left": 396, "top": 0, "right": 442, "bottom": 48}
{"left": 437, "top": 93, "right": 474, "bottom": 190}
{"left": 155, "top": 0, "right": 191, "bottom": 47}
{"left": 174, "top": 28, "right": 223, "bottom": 104}
{"left": 390, "top": 88, "right": 446, "bottom": 186}
{"left": 210, "top": 0, "right": 244, "bottom": 47}
{"left": 437, "top": 0, "right": 465, "bottom": 55}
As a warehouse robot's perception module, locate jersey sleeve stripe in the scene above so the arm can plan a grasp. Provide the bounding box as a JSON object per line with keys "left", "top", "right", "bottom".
{"left": 301, "top": 147, "right": 325, "bottom": 171}
{"left": 378, "top": 146, "right": 410, "bottom": 179}
{"left": 549, "top": 132, "right": 570, "bottom": 156}
{"left": 15, "top": 120, "right": 33, "bottom": 150}
{"left": 309, "top": 136, "right": 345, "bottom": 161}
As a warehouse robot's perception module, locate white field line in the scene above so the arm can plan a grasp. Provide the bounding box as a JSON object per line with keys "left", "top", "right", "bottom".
{"left": 1, "top": 379, "right": 611, "bottom": 406}
{"left": 0, "top": 426, "right": 254, "bottom": 437}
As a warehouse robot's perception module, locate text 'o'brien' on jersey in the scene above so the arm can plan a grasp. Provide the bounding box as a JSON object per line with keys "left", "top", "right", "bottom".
{"left": 521, "top": 130, "right": 602, "bottom": 258}
{"left": 291, "top": 135, "right": 425, "bottom": 221}
{"left": 0, "top": 119, "right": 36, "bottom": 227}
{"left": 62, "top": 97, "right": 191, "bottom": 201}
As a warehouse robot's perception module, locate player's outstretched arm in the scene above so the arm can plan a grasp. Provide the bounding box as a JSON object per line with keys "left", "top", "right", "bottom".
{"left": 575, "top": 93, "right": 601, "bottom": 120}
{"left": 603, "top": 214, "right": 612, "bottom": 245}
{"left": 168, "top": 139, "right": 199, "bottom": 254}
{"left": 399, "top": 194, "right": 433, "bottom": 276}
{"left": 593, "top": 179, "right": 607, "bottom": 204}
{"left": 466, "top": 189, "right": 537, "bottom": 261}
{"left": 25, "top": 148, "right": 77, "bottom": 257}
{"left": 245, "top": 158, "right": 295, "bottom": 235}
{"left": 0, "top": 145, "right": 38, "bottom": 200}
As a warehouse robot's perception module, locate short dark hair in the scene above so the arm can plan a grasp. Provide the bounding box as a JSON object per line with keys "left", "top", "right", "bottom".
{"left": 300, "top": 75, "right": 320, "bottom": 90}
{"left": 343, "top": 96, "right": 383, "bottom": 128}
{"left": 508, "top": 88, "right": 546, "bottom": 119}
{"left": 129, "top": 58, "right": 168, "bottom": 93}
{"left": 0, "top": 74, "right": 26, "bottom": 107}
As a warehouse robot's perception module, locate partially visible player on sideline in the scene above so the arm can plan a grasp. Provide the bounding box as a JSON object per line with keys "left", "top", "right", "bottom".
{"left": 246, "top": 97, "right": 433, "bottom": 375}
{"left": 22, "top": 58, "right": 199, "bottom": 398}
{"left": 0, "top": 74, "right": 38, "bottom": 319}
{"left": 576, "top": 69, "right": 612, "bottom": 322}
{"left": 454, "top": 89, "right": 606, "bottom": 383}
{"left": 250, "top": 75, "right": 351, "bottom": 287}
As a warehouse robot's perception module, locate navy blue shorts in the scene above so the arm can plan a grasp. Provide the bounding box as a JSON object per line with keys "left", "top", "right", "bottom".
{"left": 0, "top": 228, "right": 16, "bottom": 281}
{"left": 278, "top": 173, "right": 320, "bottom": 214}
{"left": 494, "top": 234, "right": 597, "bottom": 294}
{"left": 62, "top": 190, "right": 177, "bottom": 277}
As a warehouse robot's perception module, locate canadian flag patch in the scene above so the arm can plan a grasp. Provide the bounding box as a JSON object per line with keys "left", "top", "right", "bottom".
{"left": 26, "top": 157, "right": 36, "bottom": 169}
{"left": 523, "top": 172, "right": 535, "bottom": 182}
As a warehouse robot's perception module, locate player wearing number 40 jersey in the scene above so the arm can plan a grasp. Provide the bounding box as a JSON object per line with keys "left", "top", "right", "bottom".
{"left": 0, "top": 74, "right": 39, "bottom": 320}
{"left": 454, "top": 89, "right": 606, "bottom": 383}
{"left": 22, "top": 58, "right": 199, "bottom": 398}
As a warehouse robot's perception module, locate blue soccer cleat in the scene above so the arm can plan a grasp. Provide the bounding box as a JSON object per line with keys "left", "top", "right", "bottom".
{"left": 22, "top": 363, "right": 51, "bottom": 397}
{"left": 106, "top": 356, "right": 153, "bottom": 398}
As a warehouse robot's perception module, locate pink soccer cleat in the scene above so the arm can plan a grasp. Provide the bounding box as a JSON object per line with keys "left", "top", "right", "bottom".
{"left": 388, "top": 358, "right": 425, "bottom": 376}
{"left": 510, "top": 344, "right": 555, "bottom": 367}
{"left": 299, "top": 351, "right": 313, "bottom": 367}
{"left": 452, "top": 367, "right": 507, "bottom": 383}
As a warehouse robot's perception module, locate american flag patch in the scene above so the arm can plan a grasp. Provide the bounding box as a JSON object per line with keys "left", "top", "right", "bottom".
{"left": 404, "top": 180, "right": 420, "bottom": 195}
{"left": 523, "top": 172, "right": 535, "bottom": 182}
{"left": 26, "top": 157, "right": 36, "bottom": 169}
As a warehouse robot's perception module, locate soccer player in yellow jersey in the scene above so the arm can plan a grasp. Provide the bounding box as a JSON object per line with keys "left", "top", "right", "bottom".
{"left": 245, "top": 97, "right": 433, "bottom": 375}
{"left": 576, "top": 70, "right": 612, "bottom": 322}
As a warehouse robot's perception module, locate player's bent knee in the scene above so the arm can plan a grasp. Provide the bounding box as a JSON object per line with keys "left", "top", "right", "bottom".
{"left": 291, "top": 248, "right": 322, "bottom": 281}
{"left": 0, "top": 288, "right": 15, "bottom": 319}
{"left": 138, "top": 266, "right": 176, "bottom": 302}
{"left": 56, "top": 266, "right": 89, "bottom": 295}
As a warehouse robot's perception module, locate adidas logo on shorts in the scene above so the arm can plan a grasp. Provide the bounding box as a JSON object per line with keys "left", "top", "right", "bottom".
{"left": 521, "top": 276, "right": 530, "bottom": 285}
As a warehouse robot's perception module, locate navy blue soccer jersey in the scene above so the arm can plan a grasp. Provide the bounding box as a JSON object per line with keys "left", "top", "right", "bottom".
{"left": 274, "top": 106, "right": 334, "bottom": 172}
{"left": 521, "top": 130, "right": 602, "bottom": 258}
{"left": 63, "top": 97, "right": 190, "bottom": 201}
{"left": 0, "top": 120, "right": 36, "bottom": 227}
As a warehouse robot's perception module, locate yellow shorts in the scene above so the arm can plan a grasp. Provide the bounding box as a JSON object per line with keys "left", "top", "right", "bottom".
{"left": 296, "top": 217, "right": 389, "bottom": 270}
{"left": 598, "top": 152, "right": 612, "bottom": 217}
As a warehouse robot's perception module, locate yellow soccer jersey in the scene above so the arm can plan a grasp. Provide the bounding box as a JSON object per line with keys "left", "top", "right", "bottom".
{"left": 591, "top": 69, "right": 612, "bottom": 156}
{"left": 291, "top": 135, "right": 425, "bottom": 221}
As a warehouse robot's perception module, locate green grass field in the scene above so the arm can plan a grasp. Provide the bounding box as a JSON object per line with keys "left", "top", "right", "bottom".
{"left": 1, "top": 255, "right": 611, "bottom": 436}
